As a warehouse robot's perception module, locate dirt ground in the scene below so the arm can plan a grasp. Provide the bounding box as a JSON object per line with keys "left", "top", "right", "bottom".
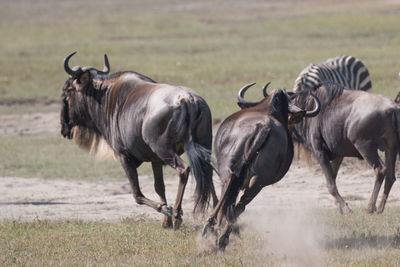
{"left": 1, "top": 109, "right": 400, "bottom": 223}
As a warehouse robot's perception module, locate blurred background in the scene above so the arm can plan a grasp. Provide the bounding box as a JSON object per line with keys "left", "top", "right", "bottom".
{"left": 1, "top": 0, "right": 399, "bottom": 180}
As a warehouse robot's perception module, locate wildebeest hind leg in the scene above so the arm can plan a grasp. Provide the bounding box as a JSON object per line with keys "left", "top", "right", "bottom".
{"left": 218, "top": 175, "right": 263, "bottom": 251}
{"left": 170, "top": 155, "right": 190, "bottom": 230}
{"left": 230, "top": 175, "right": 263, "bottom": 222}
{"left": 202, "top": 172, "right": 235, "bottom": 237}
{"left": 147, "top": 141, "right": 189, "bottom": 229}
{"left": 152, "top": 162, "right": 173, "bottom": 228}
{"left": 354, "top": 142, "right": 386, "bottom": 213}
{"left": 120, "top": 156, "right": 172, "bottom": 217}
{"left": 315, "top": 153, "right": 352, "bottom": 214}
{"left": 377, "top": 147, "right": 396, "bottom": 214}
{"left": 331, "top": 157, "right": 343, "bottom": 178}
{"left": 217, "top": 224, "right": 233, "bottom": 251}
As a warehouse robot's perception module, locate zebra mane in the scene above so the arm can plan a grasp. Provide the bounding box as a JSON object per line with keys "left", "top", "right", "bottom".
{"left": 72, "top": 126, "right": 117, "bottom": 161}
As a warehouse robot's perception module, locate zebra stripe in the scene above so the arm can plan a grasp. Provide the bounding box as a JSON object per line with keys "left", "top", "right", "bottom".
{"left": 294, "top": 55, "right": 372, "bottom": 92}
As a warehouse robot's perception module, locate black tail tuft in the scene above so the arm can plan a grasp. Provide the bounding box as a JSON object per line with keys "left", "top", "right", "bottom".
{"left": 185, "top": 141, "right": 214, "bottom": 217}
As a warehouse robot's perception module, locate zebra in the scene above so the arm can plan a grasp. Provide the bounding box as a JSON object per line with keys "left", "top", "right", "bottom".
{"left": 293, "top": 55, "right": 372, "bottom": 92}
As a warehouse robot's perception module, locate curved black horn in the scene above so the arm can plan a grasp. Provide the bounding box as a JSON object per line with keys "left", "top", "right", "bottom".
{"left": 305, "top": 92, "right": 321, "bottom": 117}
{"left": 102, "top": 54, "right": 110, "bottom": 74}
{"left": 238, "top": 82, "right": 256, "bottom": 104}
{"left": 262, "top": 82, "right": 271, "bottom": 97}
{"left": 63, "top": 51, "right": 79, "bottom": 76}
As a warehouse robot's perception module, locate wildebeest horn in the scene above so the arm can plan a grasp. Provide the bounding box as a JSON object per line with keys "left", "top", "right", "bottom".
{"left": 262, "top": 82, "right": 271, "bottom": 97}
{"left": 237, "top": 82, "right": 259, "bottom": 106}
{"left": 102, "top": 54, "right": 110, "bottom": 74}
{"left": 63, "top": 51, "right": 80, "bottom": 76}
{"left": 305, "top": 92, "right": 321, "bottom": 117}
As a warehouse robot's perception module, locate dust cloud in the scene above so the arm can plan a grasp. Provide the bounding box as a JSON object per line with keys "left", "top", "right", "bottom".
{"left": 242, "top": 207, "right": 326, "bottom": 267}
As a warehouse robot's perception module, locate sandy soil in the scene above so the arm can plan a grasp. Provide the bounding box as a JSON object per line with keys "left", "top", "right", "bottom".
{"left": 1, "top": 110, "right": 400, "bottom": 223}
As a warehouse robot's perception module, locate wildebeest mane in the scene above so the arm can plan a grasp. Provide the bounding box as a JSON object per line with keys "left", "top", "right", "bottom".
{"left": 299, "top": 81, "right": 344, "bottom": 108}
{"left": 315, "top": 81, "right": 345, "bottom": 107}
{"left": 98, "top": 71, "right": 157, "bottom": 83}
{"left": 70, "top": 71, "right": 155, "bottom": 160}
{"left": 72, "top": 126, "right": 117, "bottom": 160}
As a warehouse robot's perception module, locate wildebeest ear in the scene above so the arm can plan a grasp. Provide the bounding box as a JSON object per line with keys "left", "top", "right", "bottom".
{"left": 74, "top": 71, "right": 91, "bottom": 91}
{"left": 288, "top": 104, "right": 306, "bottom": 125}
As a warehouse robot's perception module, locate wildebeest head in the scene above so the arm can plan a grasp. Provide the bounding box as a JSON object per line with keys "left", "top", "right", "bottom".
{"left": 236, "top": 82, "right": 320, "bottom": 125}
{"left": 60, "top": 52, "right": 110, "bottom": 139}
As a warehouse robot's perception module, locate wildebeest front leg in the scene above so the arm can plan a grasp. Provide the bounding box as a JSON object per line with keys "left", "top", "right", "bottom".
{"left": 316, "top": 153, "right": 352, "bottom": 214}
{"left": 120, "top": 156, "right": 172, "bottom": 216}
{"left": 152, "top": 162, "right": 173, "bottom": 228}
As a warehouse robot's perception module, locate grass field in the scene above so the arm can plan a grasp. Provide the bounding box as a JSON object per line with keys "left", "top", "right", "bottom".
{"left": 1, "top": 0, "right": 400, "bottom": 117}
{"left": 1, "top": 0, "right": 400, "bottom": 178}
{"left": 1, "top": 208, "right": 400, "bottom": 266}
{"left": 1, "top": 0, "right": 400, "bottom": 266}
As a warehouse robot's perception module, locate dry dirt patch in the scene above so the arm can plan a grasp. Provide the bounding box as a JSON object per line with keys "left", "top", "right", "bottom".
{"left": 1, "top": 160, "right": 400, "bottom": 222}
{"left": 0, "top": 111, "right": 59, "bottom": 136}
{"left": 1, "top": 108, "right": 400, "bottom": 223}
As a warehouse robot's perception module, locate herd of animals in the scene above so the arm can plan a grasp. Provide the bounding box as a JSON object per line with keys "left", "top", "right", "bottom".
{"left": 60, "top": 52, "right": 400, "bottom": 251}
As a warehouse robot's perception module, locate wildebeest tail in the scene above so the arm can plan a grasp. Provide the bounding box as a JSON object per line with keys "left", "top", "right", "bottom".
{"left": 393, "top": 110, "right": 400, "bottom": 159}
{"left": 182, "top": 101, "right": 214, "bottom": 217}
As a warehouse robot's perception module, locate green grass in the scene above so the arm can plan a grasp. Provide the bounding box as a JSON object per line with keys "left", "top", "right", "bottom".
{"left": 1, "top": 0, "right": 400, "bottom": 119}
{"left": 322, "top": 207, "right": 400, "bottom": 266}
{"left": 0, "top": 219, "right": 272, "bottom": 266}
{"left": 1, "top": 207, "right": 400, "bottom": 266}
{"left": 1, "top": 0, "right": 400, "bottom": 179}
{"left": 1, "top": 2, "right": 400, "bottom": 266}
{"left": 0, "top": 136, "right": 176, "bottom": 180}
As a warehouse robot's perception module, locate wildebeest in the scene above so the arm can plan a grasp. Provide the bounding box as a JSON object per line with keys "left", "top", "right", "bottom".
{"left": 60, "top": 52, "right": 217, "bottom": 229}
{"left": 291, "top": 82, "right": 400, "bottom": 214}
{"left": 202, "top": 82, "right": 320, "bottom": 250}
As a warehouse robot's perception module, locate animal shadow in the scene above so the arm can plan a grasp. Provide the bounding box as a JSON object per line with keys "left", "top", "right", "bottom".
{"left": 0, "top": 201, "right": 68, "bottom": 206}
{"left": 325, "top": 230, "right": 400, "bottom": 250}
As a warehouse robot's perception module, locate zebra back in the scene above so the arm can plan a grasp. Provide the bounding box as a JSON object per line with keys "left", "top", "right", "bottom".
{"left": 293, "top": 55, "right": 372, "bottom": 92}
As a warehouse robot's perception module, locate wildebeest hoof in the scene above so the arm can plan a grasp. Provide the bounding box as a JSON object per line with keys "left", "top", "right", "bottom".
{"left": 366, "top": 205, "right": 377, "bottom": 214}
{"left": 340, "top": 203, "right": 353, "bottom": 215}
{"left": 173, "top": 209, "right": 183, "bottom": 218}
{"left": 217, "top": 235, "right": 229, "bottom": 251}
{"left": 232, "top": 224, "right": 241, "bottom": 237}
{"left": 158, "top": 204, "right": 173, "bottom": 216}
{"left": 173, "top": 217, "right": 182, "bottom": 230}
{"left": 376, "top": 206, "right": 385, "bottom": 214}
{"left": 162, "top": 215, "right": 173, "bottom": 229}
{"left": 202, "top": 219, "right": 216, "bottom": 237}
{"left": 217, "top": 225, "right": 232, "bottom": 251}
{"left": 201, "top": 222, "right": 215, "bottom": 237}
